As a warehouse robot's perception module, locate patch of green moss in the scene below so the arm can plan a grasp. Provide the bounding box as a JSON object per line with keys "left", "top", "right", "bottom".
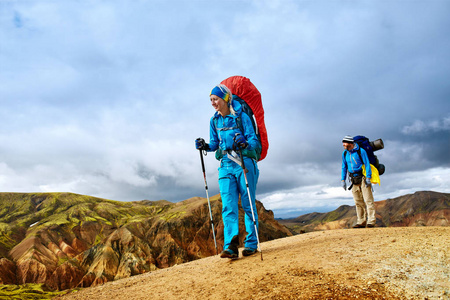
{"left": 45, "top": 214, "right": 71, "bottom": 226}
{"left": 94, "top": 232, "right": 104, "bottom": 245}
{"left": 321, "top": 211, "right": 342, "bottom": 223}
{"left": 92, "top": 215, "right": 111, "bottom": 225}
{"left": 0, "top": 283, "right": 69, "bottom": 299}
{"left": 68, "top": 217, "right": 80, "bottom": 225}
{"left": 160, "top": 211, "right": 186, "bottom": 221}
{"left": 57, "top": 257, "right": 69, "bottom": 266}
{"left": 0, "top": 232, "right": 16, "bottom": 249}
{"left": 84, "top": 216, "right": 97, "bottom": 222}
{"left": 0, "top": 222, "right": 9, "bottom": 233}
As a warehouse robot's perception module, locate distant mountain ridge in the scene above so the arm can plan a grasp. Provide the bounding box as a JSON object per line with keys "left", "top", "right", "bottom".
{"left": 279, "top": 191, "right": 450, "bottom": 233}
{"left": 0, "top": 192, "right": 291, "bottom": 290}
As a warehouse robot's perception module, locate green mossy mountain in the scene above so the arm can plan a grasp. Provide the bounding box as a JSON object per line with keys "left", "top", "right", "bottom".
{"left": 0, "top": 192, "right": 291, "bottom": 290}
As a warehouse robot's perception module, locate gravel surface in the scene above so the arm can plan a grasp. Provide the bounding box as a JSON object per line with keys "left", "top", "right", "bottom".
{"left": 57, "top": 226, "right": 450, "bottom": 300}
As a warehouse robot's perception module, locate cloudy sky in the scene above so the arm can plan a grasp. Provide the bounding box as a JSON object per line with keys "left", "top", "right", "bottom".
{"left": 1, "top": 0, "right": 449, "bottom": 218}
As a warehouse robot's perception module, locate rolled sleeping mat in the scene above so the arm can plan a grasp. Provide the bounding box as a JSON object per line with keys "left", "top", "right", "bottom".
{"left": 370, "top": 139, "right": 384, "bottom": 151}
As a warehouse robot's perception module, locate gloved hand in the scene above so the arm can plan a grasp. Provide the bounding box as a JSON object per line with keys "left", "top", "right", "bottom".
{"left": 365, "top": 178, "right": 372, "bottom": 187}
{"left": 233, "top": 133, "right": 248, "bottom": 150}
{"left": 195, "top": 138, "right": 209, "bottom": 151}
{"left": 341, "top": 180, "right": 347, "bottom": 191}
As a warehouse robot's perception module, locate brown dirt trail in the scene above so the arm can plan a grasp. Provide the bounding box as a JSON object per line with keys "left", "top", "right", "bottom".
{"left": 58, "top": 226, "right": 449, "bottom": 300}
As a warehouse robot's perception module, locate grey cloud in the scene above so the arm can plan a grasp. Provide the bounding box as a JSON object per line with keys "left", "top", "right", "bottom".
{"left": 1, "top": 0, "right": 450, "bottom": 217}
{"left": 401, "top": 117, "right": 450, "bottom": 135}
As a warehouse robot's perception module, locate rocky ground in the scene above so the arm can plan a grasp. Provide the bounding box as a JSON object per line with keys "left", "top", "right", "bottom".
{"left": 57, "top": 226, "right": 449, "bottom": 300}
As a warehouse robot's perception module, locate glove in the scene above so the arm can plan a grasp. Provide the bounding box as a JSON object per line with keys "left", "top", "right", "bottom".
{"left": 365, "top": 178, "right": 372, "bottom": 187}
{"left": 195, "top": 138, "right": 209, "bottom": 151}
{"left": 341, "top": 180, "right": 347, "bottom": 191}
{"left": 233, "top": 133, "right": 248, "bottom": 150}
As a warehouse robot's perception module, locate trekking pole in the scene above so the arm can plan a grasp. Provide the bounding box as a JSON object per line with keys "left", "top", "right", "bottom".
{"left": 198, "top": 147, "right": 218, "bottom": 255}
{"left": 234, "top": 135, "right": 263, "bottom": 261}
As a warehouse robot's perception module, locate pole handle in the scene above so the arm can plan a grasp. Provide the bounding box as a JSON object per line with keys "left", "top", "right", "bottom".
{"left": 234, "top": 133, "right": 247, "bottom": 171}
{"left": 199, "top": 149, "right": 206, "bottom": 173}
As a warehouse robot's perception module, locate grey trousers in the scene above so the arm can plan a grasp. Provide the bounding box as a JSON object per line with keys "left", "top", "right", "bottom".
{"left": 352, "top": 178, "right": 376, "bottom": 225}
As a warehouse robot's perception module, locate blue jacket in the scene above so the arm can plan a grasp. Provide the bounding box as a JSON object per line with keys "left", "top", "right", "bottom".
{"left": 208, "top": 100, "right": 260, "bottom": 153}
{"left": 341, "top": 143, "right": 372, "bottom": 180}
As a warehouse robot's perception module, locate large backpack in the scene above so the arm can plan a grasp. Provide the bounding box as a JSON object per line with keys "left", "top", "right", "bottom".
{"left": 220, "top": 76, "right": 269, "bottom": 161}
{"left": 353, "top": 135, "right": 385, "bottom": 175}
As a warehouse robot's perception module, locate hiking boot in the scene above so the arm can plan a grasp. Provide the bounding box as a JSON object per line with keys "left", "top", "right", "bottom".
{"left": 352, "top": 223, "right": 366, "bottom": 228}
{"left": 220, "top": 249, "right": 238, "bottom": 259}
{"left": 366, "top": 224, "right": 375, "bottom": 228}
{"left": 228, "top": 235, "right": 239, "bottom": 254}
{"left": 242, "top": 248, "right": 258, "bottom": 257}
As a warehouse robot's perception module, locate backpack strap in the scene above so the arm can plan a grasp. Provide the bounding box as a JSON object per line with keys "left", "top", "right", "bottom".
{"left": 356, "top": 148, "right": 363, "bottom": 164}
{"left": 347, "top": 145, "right": 363, "bottom": 164}
{"left": 235, "top": 116, "right": 244, "bottom": 133}
{"left": 213, "top": 114, "right": 243, "bottom": 135}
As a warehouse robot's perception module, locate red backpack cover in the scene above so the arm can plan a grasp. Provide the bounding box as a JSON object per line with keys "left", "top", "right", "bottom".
{"left": 221, "top": 76, "right": 269, "bottom": 161}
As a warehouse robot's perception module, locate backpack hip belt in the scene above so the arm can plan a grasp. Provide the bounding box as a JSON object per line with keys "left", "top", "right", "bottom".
{"left": 216, "top": 147, "right": 259, "bottom": 161}
{"left": 349, "top": 171, "right": 363, "bottom": 185}
{"left": 225, "top": 151, "right": 244, "bottom": 168}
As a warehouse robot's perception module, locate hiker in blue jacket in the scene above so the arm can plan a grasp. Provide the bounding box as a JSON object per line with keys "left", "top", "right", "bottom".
{"left": 341, "top": 135, "right": 376, "bottom": 228}
{"left": 195, "top": 84, "right": 260, "bottom": 258}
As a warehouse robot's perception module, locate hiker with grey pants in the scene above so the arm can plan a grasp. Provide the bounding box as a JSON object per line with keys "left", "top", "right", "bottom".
{"left": 341, "top": 135, "right": 376, "bottom": 228}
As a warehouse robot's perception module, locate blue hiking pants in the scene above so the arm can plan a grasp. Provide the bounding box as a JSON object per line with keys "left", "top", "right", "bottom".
{"left": 218, "top": 156, "right": 259, "bottom": 250}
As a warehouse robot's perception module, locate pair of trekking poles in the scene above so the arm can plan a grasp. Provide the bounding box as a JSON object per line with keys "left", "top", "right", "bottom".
{"left": 198, "top": 137, "right": 263, "bottom": 260}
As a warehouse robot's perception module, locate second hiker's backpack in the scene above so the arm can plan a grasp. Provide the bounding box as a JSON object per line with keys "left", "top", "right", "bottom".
{"left": 220, "top": 76, "right": 269, "bottom": 161}
{"left": 353, "top": 135, "right": 385, "bottom": 175}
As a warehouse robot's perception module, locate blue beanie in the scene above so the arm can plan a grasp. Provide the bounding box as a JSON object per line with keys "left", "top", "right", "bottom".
{"left": 210, "top": 85, "right": 230, "bottom": 102}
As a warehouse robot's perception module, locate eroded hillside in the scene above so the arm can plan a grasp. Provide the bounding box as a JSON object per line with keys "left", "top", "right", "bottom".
{"left": 0, "top": 192, "right": 291, "bottom": 290}
{"left": 279, "top": 191, "right": 450, "bottom": 233}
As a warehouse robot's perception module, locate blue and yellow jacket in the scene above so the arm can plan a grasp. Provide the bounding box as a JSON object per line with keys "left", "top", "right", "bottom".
{"left": 341, "top": 143, "right": 372, "bottom": 180}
